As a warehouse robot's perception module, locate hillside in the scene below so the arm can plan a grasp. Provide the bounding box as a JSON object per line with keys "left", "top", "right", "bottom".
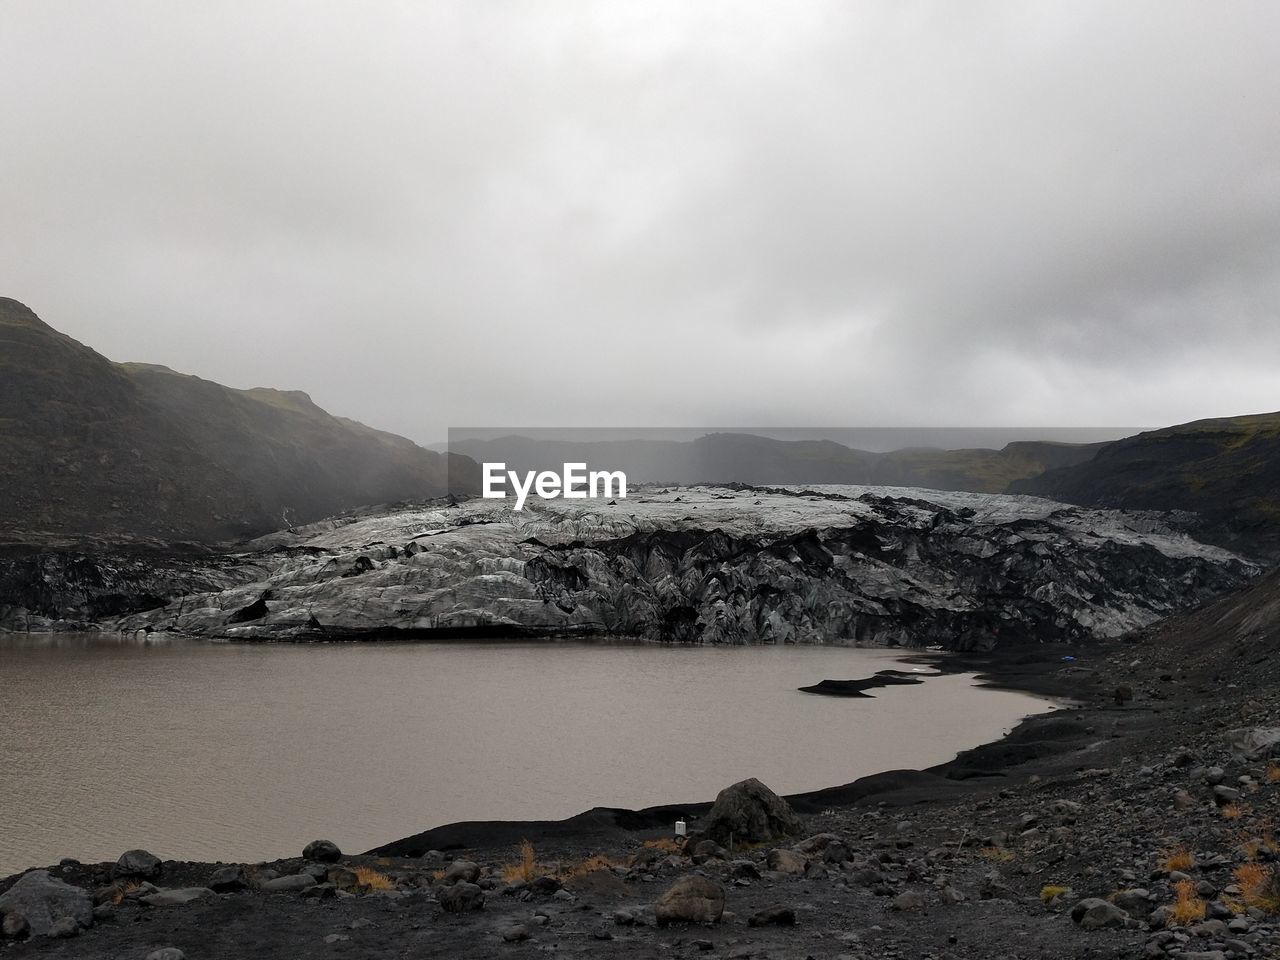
{"left": 0, "top": 298, "right": 473, "bottom": 544}
{"left": 1013, "top": 412, "right": 1280, "bottom": 560}
{"left": 448, "top": 432, "right": 1108, "bottom": 493}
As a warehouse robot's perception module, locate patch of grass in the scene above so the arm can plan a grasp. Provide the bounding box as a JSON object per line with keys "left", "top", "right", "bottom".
{"left": 1041, "top": 884, "right": 1070, "bottom": 904}
{"left": 1161, "top": 846, "right": 1195, "bottom": 872}
{"left": 353, "top": 866, "right": 394, "bottom": 892}
{"left": 1266, "top": 761, "right": 1280, "bottom": 784}
{"left": 1169, "top": 879, "right": 1206, "bottom": 925}
{"left": 560, "top": 854, "right": 627, "bottom": 880}
{"left": 641, "top": 837, "right": 683, "bottom": 854}
{"left": 501, "top": 839, "right": 538, "bottom": 885}
{"left": 1221, "top": 802, "right": 1249, "bottom": 820}
{"left": 1235, "top": 863, "right": 1280, "bottom": 914}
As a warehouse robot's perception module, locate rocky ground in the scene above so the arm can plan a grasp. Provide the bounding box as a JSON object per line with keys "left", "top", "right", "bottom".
{"left": 4, "top": 568, "right": 1280, "bottom": 959}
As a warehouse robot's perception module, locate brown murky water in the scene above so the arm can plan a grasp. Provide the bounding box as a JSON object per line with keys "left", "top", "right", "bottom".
{"left": 0, "top": 634, "right": 1053, "bottom": 873}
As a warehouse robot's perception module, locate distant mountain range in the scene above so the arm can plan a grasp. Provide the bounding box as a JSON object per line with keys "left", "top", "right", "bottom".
{"left": 4, "top": 296, "right": 1278, "bottom": 560}
{"left": 0, "top": 298, "right": 475, "bottom": 545}
{"left": 446, "top": 433, "right": 1108, "bottom": 493}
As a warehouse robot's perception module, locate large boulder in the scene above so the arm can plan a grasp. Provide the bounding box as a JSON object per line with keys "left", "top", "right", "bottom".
{"left": 0, "top": 870, "right": 93, "bottom": 937}
{"left": 701, "top": 778, "right": 801, "bottom": 847}
{"left": 654, "top": 876, "right": 726, "bottom": 926}
{"left": 302, "top": 839, "right": 342, "bottom": 863}
{"left": 1226, "top": 727, "right": 1280, "bottom": 761}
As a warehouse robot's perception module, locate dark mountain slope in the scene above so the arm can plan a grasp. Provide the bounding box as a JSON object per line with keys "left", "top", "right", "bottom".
{"left": 1012, "top": 412, "right": 1280, "bottom": 560}
{"left": 0, "top": 298, "right": 472, "bottom": 544}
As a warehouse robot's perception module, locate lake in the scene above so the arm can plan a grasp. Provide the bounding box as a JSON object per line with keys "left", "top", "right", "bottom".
{"left": 0, "top": 634, "right": 1053, "bottom": 874}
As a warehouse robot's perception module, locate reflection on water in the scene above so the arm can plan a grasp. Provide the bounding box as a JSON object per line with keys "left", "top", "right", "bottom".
{"left": 0, "top": 633, "right": 1052, "bottom": 873}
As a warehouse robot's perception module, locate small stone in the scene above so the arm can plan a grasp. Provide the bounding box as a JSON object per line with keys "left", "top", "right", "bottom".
{"left": 145, "top": 950, "right": 187, "bottom": 960}
{"left": 141, "top": 887, "right": 217, "bottom": 907}
{"left": 323, "top": 933, "right": 350, "bottom": 944}
{"left": 765, "top": 848, "right": 807, "bottom": 875}
{"left": 748, "top": 904, "right": 796, "bottom": 926}
{"left": 1, "top": 912, "right": 31, "bottom": 940}
{"left": 260, "top": 875, "right": 317, "bottom": 893}
{"left": 892, "top": 891, "right": 926, "bottom": 912}
{"left": 1071, "top": 898, "right": 1128, "bottom": 930}
{"left": 501, "top": 924, "right": 531, "bottom": 943}
{"left": 591, "top": 924, "right": 614, "bottom": 940}
{"left": 47, "top": 916, "right": 80, "bottom": 939}
{"left": 209, "top": 865, "right": 249, "bottom": 892}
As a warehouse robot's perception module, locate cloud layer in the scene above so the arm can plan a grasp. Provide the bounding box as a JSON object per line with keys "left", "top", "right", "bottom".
{"left": 3, "top": 1, "right": 1277, "bottom": 441}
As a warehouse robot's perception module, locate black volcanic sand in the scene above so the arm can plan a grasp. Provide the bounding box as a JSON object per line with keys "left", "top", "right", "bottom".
{"left": 797, "top": 669, "right": 930, "bottom": 697}
{"left": 6, "top": 569, "right": 1280, "bottom": 959}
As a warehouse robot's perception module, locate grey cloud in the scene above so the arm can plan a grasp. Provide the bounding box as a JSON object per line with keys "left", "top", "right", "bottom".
{"left": 1, "top": 1, "right": 1276, "bottom": 441}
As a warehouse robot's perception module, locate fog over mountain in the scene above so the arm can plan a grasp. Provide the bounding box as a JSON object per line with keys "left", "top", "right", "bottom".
{"left": 2, "top": 2, "right": 1278, "bottom": 441}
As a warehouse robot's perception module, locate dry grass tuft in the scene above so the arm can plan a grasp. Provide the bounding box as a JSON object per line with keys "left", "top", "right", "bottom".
{"left": 501, "top": 839, "right": 538, "bottom": 885}
{"left": 980, "top": 846, "right": 1015, "bottom": 863}
{"left": 1162, "top": 846, "right": 1195, "bottom": 872}
{"left": 1235, "top": 863, "right": 1280, "bottom": 914}
{"left": 641, "top": 838, "right": 684, "bottom": 854}
{"left": 1040, "top": 884, "right": 1070, "bottom": 904}
{"left": 1266, "top": 761, "right": 1280, "bottom": 784}
{"left": 1169, "top": 879, "right": 1206, "bottom": 925}
{"left": 560, "top": 854, "right": 626, "bottom": 880}
{"left": 353, "top": 866, "right": 394, "bottom": 892}
{"left": 1221, "top": 802, "right": 1249, "bottom": 820}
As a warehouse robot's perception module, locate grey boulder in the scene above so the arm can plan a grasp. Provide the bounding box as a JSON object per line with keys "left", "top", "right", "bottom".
{"left": 1071, "top": 898, "right": 1129, "bottom": 930}
{"left": 654, "top": 875, "right": 726, "bottom": 926}
{"left": 140, "top": 888, "right": 216, "bottom": 907}
{"left": 702, "top": 778, "right": 801, "bottom": 847}
{"left": 437, "top": 882, "right": 485, "bottom": 913}
{"left": 0, "top": 870, "right": 93, "bottom": 937}
{"left": 302, "top": 839, "right": 342, "bottom": 863}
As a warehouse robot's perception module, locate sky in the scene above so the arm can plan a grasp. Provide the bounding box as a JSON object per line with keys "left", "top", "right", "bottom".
{"left": 2, "top": 1, "right": 1277, "bottom": 444}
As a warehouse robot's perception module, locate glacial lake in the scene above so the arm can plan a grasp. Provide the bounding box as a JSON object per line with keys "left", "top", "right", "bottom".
{"left": 0, "top": 634, "right": 1054, "bottom": 874}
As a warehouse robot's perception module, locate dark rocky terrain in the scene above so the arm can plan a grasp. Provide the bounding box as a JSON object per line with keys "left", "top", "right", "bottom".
{"left": 0, "top": 298, "right": 475, "bottom": 546}
{"left": 1014, "top": 412, "right": 1280, "bottom": 561}
{"left": 5, "top": 568, "right": 1280, "bottom": 960}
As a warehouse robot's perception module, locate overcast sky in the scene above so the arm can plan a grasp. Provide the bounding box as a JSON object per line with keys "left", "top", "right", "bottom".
{"left": 2, "top": 1, "right": 1277, "bottom": 443}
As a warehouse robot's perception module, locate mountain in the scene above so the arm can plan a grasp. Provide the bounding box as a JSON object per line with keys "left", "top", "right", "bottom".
{"left": 448, "top": 432, "right": 1109, "bottom": 493}
{"left": 1012, "top": 412, "right": 1280, "bottom": 560}
{"left": 0, "top": 298, "right": 475, "bottom": 544}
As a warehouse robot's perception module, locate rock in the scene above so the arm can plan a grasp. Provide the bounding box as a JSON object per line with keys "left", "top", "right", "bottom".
{"left": 326, "top": 866, "right": 360, "bottom": 891}
{"left": 529, "top": 875, "right": 562, "bottom": 895}
{"left": 47, "top": 916, "right": 80, "bottom": 939}
{"left": 114, "top": 849, "right": 163, "bottom": 880}
{"left": 260, "top": 874, "right": 317, "bottom": 893}
{"left": 1113, "top": 889, "right": 1152, "bottom": 917}
{"left": 208, "top": 865, "right": 249, "bottom": 892}
{"left": 323, "top": 933, "right": 350, "bottom": 944}
{"left": 302, "top": 839, "right": 342, "bottom": 863}
{"left": 892, "top": 891, "right": 926, "bottom": 912}
{"left": 654, "top": 876, "right": 726, "bottom": 926}
{"left": 438, "top": 882, "right": 485, "bottom": 913}
{"left": 692, "top": 840, "right": 729, "bottom": 864}
{"left": 1212, "top": 785, "right": 1241, "bottom": 805}
{"left": 591, "top": 924, "right": 614, "bottom": 940}
{"left": 2, "top": 912, "right": 31, "bottom": 940}
{"left": 702, "top": 778, "right": 802, "bottom": 847}
{"left": 729, "top": 859, "right": 762, "bottom": 880}
{"left": 501, "top": 924, "right": 531, "bottom": 942}
{"left": 748, "top": 904, "right": 796, "bottom": 926}
{"left": 1071, "top": 898, "right": 1128, "bottom": 930}
{"left": 145, "top": 950, "right": 186, "bottom": 960}
{"left": 440, "top": 859, "right": 481, "bottom": 886}
{"left": 1226, "top": 727, "right": 1280, "bottom": 761}
{"left": 141, "top": 888, "right": 217, "bottom": 907}
{"left": 765, "top": 848, "right": 808, "bottom": 875}
{"left": 0, "top": 870, "right": 93, "bottom": 937}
